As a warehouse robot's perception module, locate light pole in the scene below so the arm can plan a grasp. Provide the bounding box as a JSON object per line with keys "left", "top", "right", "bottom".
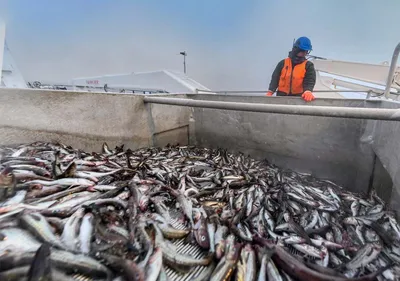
{"left": 179, "top": 51, "right": 187, "bottom": 74}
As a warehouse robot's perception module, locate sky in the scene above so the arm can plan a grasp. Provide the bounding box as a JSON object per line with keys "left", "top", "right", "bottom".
{"left": 0, "top": 0, "right": 399, "bottom": 90}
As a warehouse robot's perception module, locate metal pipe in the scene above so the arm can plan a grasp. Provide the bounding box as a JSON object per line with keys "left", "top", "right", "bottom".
{"left": 384, "top": 42, "right": 400, "bottom": 99}
{"left": 143, "top": 96, "right": 400, "bottom": 121}
{"left": 196, "top": 89, "right": 373, "bottom": 94}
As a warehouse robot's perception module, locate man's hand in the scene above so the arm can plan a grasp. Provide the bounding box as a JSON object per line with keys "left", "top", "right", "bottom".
{"left": 266, "top": 91, "right": 274, "bottom": 96}
{"left": 302, "top": 91, "right": 315, "bottom": 102}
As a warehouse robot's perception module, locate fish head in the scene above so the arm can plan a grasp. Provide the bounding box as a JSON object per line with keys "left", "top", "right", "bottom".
{"left": 0, "top": 167, "right": 15, "bottom": 186}
{"left": 194, "top": 219, "right": 210, "bottom": 249}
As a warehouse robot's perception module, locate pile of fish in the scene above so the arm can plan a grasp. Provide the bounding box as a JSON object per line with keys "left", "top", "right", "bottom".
{"left": 0, "top": 142, "right": 399, "bottom": 281}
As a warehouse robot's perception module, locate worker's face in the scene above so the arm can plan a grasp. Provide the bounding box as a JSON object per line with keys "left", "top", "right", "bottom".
{"left": 296, "top": 50, "right": 307, "bottom": 58}
{"left": 291, "top": 47, "right": 309, "bottom": 63}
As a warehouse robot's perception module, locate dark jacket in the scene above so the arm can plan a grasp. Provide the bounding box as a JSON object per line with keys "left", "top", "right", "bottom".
{"left": 268, "top": 59, "right": 316, "bottom": 96}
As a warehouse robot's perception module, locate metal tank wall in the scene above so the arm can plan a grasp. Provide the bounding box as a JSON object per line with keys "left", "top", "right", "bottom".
{"left": 190, "top": 94, "right": 400, "bottom": 212}
{"left": 190, "top": 95, "right": 382, "bottom": 195}
{"left": 363, "top": 100, "right": 400, "bottom": 211}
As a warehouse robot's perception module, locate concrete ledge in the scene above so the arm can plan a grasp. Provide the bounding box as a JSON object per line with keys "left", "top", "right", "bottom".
{"left": 0, "top": 89, "right": 189, "bottom": 152}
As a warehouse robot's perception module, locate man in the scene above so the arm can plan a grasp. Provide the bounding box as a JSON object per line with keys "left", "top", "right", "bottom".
{"left": 266, "top": 37, "right": 316, "bottom": 102}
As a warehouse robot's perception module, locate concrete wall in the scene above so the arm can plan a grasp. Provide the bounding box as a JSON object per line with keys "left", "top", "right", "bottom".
{"left": 0, "top": 89, "right": 189, "bottom": 152}
{"left": 191, "top": 95, "right": 381, "bottom": 194}
{"left": 149, "top": 101, "right": 191, "bottom": 147}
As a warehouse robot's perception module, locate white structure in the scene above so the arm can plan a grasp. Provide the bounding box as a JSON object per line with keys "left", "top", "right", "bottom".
{"left": 71, "top": 70, "right": 211, "bottom": 94}
{"left": 313, "top": 57, "right": 400, "bottom": 99}
{"left": 0, "top": 23, "right": 27, "bottom": 88}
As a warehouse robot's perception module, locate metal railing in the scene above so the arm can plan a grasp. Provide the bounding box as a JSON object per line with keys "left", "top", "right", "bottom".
{"left": 384, "top": 41, "right": 400, "bottom": 99}
{"left": 196, "top": 89, "right": 376, "bottom": 94}
{"left": 144, "top": 96, "right": 400, "bottom": 121}
{"left": 194, "top": 89, "right": 398, "bottom": 100}
{"left": 27, "top": 81, "right": 169, "bottom": 94}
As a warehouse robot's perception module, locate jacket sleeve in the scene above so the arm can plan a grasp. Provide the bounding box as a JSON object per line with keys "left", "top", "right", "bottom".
{"left": 268, "top": 60, "right": 285, "bottom": 92}
{"left": 303, "top": 61, "right": 316, "bottom": 92}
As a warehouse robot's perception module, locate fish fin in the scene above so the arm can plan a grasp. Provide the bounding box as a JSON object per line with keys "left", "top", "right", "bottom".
{"left": 102, "top": 142, "right": 110, "bottom": 154}
{"left": 63, "top": 162, "right": 77, "bottom": 178}
{"left": 56, "top": 162, "right": 76, "bottom": 179}
{"left": 51, "top": 151, "right": 61, "bottom": 179}
{"left": 125, "top": 152, "right": 133, "bottom": 169}
{"left": 27, "top": 243, "right": 52, "bottom": 281}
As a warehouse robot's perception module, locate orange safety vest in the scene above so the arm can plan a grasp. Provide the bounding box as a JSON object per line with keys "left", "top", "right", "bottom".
{"left": 278, "top": 58, "right": 307, "bottom": 95}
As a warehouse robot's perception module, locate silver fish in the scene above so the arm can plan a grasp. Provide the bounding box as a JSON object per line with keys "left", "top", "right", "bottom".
{"left": 25, "top": 178, "right": 95, "bottom": 187}
{"left": 266, "top": 256, "right": 283, "bottom": 281}
{"left": 0, "top": 190, "right": 27, "bottom": 207}
{"left": 20, "top": 213, "right": 67, "bottom": 250}
{"left": 292, "top": 243, "right": 324, "bottom": 259}
{"left": 257, "top": 254, "right": 268, "bottom": 281}
{"left": 263, "top": 208, "right": 275, "bottom": 231}
{"left": 61, "top": 207, "right": 85, "bottom": 252}
{"left": 79, "top": 212, "right": 94, "bottom": 254}
{"left": 345, "top": 243, "right": 382, "bottom": 269}
{"left": 304, "top": 210, "right": 318, "bottom": 231}
{"left": 146, "top": 247, "right": 163, "bottom": 281}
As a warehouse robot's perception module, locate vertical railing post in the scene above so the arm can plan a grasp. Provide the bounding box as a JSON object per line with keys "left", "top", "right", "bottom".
{"left": 384, "top": 42, "right": 400, "bottom": 99}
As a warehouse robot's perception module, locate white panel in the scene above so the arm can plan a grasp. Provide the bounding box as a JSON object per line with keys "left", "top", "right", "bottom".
{"left": 71, "top": 70, "right": 210, "bottom": 93}
{"left": 314, "top": 59, "right": 400, "bottom": 89}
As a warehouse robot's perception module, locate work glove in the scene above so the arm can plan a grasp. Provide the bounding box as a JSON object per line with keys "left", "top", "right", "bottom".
{"left": 302, "top": 90, "right": 315, "bottom": 102}
{"left": 266, "top": 91, "right": 274, "bottom": 96}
